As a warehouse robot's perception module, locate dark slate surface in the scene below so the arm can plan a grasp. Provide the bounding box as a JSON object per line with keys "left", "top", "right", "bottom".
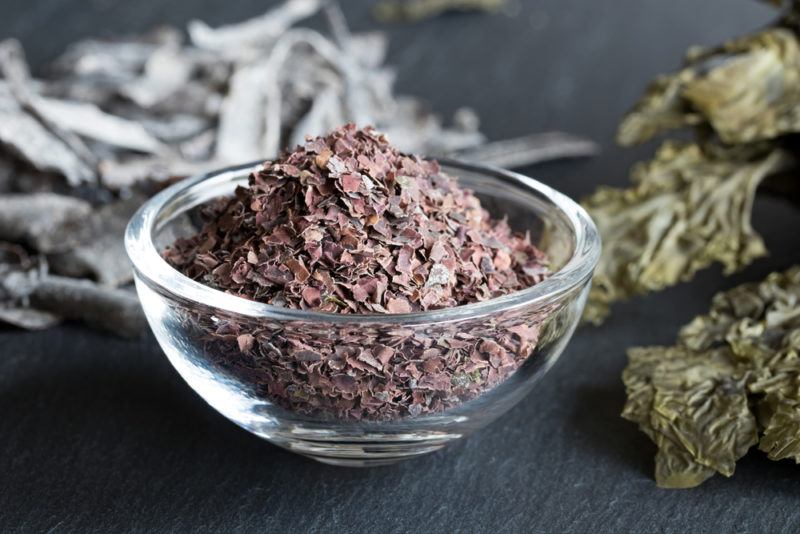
{"left": 2, "top": 1, "right": 800, "bottom": 532}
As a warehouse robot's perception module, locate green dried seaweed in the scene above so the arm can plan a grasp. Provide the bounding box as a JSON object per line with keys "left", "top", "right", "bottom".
{"left": 624, "top": 267, "right": 800, "bottom": 488}
{"left": 759, "top": 397, "right": 800, "bottom": 461}
{"left": 618, "top": 28, "right": 800, "bottom": 146}
{"left": 583, "top": 142, "right": 786, "bottom": 324}
{"left": 584, "top": 0, "right": 800, "bottom": 323}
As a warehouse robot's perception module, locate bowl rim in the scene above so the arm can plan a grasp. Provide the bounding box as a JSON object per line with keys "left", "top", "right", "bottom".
{"left": 125, "top": 158, "right": 601, "bottom": 325}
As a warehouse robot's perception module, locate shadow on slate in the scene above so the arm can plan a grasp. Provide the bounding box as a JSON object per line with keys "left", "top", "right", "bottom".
{"left": 567, "top": 384, "right": 655, "bottom": 479}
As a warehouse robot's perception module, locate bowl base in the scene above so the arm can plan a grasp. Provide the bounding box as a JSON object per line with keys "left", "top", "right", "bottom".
{"left": 266, "top": 431, "right": 460, "bottom": 467}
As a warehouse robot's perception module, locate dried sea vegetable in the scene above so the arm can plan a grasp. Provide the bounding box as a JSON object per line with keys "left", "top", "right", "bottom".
{"left": 623, "top": 267, "right": 800, "bottom": 488}
{"left": 584, "top": 1, "right": 800, "bottom": 323}
{"left": 0, "top": 193, "right": 93, "bottom": 253}
{"left": 584, "top": 142, "right": 786, "bottom": 324}
{"left": 164, "top": 125, "right": 551, "bottom": 420}
{"left": 0, "top": 242, "right": 144, "bottom": 335}
{"left": 617, "top": 28, "right": 800, "bottom": 147}
{"left": 165, "top": 125, "right": 549, "bottom": 313}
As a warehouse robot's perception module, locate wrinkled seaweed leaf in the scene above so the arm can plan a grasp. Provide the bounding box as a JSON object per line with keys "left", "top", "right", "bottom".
{"left": 624, "top": 267, "right": 800, "bottom": 488}
{"left": 583, "top": 142, "right": 786, "bottom": 324}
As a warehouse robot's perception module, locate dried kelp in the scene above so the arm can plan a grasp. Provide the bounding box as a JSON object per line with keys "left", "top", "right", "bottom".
{"left": 25, "top": 276, "right": 146, "bottom": 337}
{"left": 0, "top": 0, "right": 592, "bottom": 193}
{"left": 0, "top": 193, "right": 93, "bottom": 253}
{"left": 47, "top": 196, "right": 144, "bottom": 287}
{"left": 584, "top": 1, "right": 800, "bottom": 323}
{"left": 0, "top": 243, "right": 144, "bottom": 335}
{"left": 623, "top": 267, "right": 800, "bottom": 488}
{"left": 451, "top": 132, "right": 599, "bottom": 169}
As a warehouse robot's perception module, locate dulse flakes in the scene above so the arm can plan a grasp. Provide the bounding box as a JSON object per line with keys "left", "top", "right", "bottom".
{"left": 164, "top": 124, "right": 551, "bottom": 420}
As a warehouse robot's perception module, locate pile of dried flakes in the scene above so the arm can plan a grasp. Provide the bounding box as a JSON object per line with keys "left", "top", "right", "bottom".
{"left": 165, "top": 124, "right": 551, "bottom": 420}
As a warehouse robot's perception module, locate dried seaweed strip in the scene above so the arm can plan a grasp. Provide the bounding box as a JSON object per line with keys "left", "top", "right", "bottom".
{"left": 0, "top": 193, "right": 92, "bottom": 253}
{"left": 0, "top": 39, "right": 99, "bottom": 177}
{"left": 138, "top": 114, "right": 211, "bottom": 143}
{"left": 215, "top": 60, "right": 271, "bottom": 162}
{"left": 51, "top": 38, "right": 156, "bottom": 80}
{"left": 0, "top": 240, "right": 145, "bottom": 336}
{"left": 289, "top": 85, "right": 345, "bottom": 148}
{"left": 98, "top": 156, "right": 210, "bottom": 191}
{"left": 189, "top": 0, "right": 323, "bottom": 53}
{"left": 121, "top": 30, "right": 194, "bottom": 108}
{"left": 0, "top": 306, "right": 62, "bottom": 330}
{"left": 0, "top": 85, "right": 95, "bottom": 186}
{"left": 34, "top": 97, "right": 165, "bottom": 153}
{"left": 26, "top": 275, "right": 145, "bottom": 337}
{"left": 322, "top": 0, "right": 352, "bottom": 51}
{"left": 0, "top": 242, "right": 60, "bottom": 330}
{"left": 48, "top": 197, "right": 142, "bottom": 286}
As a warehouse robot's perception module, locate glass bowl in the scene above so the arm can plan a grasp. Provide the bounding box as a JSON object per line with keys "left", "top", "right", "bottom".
{"left": 125, "top": 159, "right": 600, "bottom": 466}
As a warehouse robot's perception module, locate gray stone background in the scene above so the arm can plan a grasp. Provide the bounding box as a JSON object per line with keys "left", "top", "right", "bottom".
{"left": 2, "top": 1, "right": 800, "bottom": 532}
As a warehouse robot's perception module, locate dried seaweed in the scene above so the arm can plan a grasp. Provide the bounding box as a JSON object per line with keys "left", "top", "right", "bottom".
{"left": 0, "top": 193, "right": 93, "bottom": 253}
{"left": 451, "top": 132, "right": 599, "bottom": 169}
{"left": 0, "top": 240, "right": 144, "bottom": 335}
{"left": 47, "top": 197, "right": 143, "bottom": 286}
{"left": 0, "top": 0, "right": 594, "bottom": 192}
{"left": 583, "top": 1, "right": 800, "bottom": 323}
{"left": 623, "top": 267, "right": 800, "bottom": 488}
{"left": 26, "top": 276, "right": 146, "bottom": 337}
{"left": 617, "top": 28, "right": 800, "bottom": 146}
{"left": 165, "top": 125, "right": 549, "bottom": 313}
{"left": 584, "top": 142, "right": 787, "bottom": 324}
{"left": 164, "top": 125, "right": 551, "bottom": 419}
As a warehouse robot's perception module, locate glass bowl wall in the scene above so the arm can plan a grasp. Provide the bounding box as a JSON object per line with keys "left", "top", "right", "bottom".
{"left": 125, "top": 160, "right": 600, "bottom": 466}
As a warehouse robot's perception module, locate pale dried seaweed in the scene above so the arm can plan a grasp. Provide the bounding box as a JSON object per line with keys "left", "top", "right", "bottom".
{"left": 0, "top": 193, "right": 93, "bottom": 253}
{"left": 0, "top": 242, "right": 144, "bottom": 334}
{"left": 47, "top": 197, "right": 144, "bottom": 287}
{"left": 451, "top": 132, "right": 599, "bottom": 169}
{"left": 624, "top": 267, "right": 800, "bottom": 488}
{"left": 0, "top": 0, "right": 594, "bottom": 193}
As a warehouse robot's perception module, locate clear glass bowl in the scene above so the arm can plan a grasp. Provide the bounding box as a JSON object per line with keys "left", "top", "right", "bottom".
{"left": 125, "top": 159, "right": 600, "bottom": 466}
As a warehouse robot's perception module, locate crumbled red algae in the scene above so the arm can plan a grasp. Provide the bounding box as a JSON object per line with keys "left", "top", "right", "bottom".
{"left": 164, "top": 124, "right": 551, "bottom": 420}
